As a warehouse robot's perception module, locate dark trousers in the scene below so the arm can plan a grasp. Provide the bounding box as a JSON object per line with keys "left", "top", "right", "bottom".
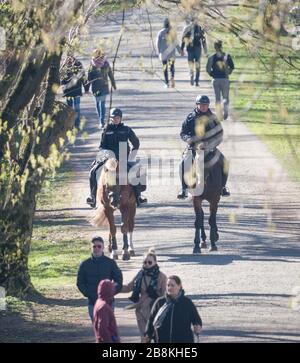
{"left": 187, "top": 47, "right": 201, "bottom": 83}
{"left": 179, "top": 149, "right": 228, "bottom": 190}
{"left": 88, "top": 160, "right": 145, "bottom": 203}
{"left": 162, "top": 59, "right": 175, "bottom": 85}
{"left": 89, "top": 160, "right": 104, "bottom": 201}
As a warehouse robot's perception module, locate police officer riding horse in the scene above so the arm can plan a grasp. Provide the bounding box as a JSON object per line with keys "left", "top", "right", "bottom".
{"left": 86, "top": 108, "right": 147, "bottom": 208}
{"left": 178, "top": 95, "right": 230, "bottom": 253}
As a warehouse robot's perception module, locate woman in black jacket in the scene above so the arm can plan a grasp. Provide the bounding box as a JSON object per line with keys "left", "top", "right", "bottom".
{"left": 60, "top": 55, "right": 85, "bottom": 128}
{"left": 143, "top": 275, "right": 202, "bottom": 343}
{"left": 85, "top": 49, "right": 116, "bottom": 129}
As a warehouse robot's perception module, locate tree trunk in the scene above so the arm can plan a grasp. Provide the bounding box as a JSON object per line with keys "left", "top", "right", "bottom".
{"left": 0, "top": 103, "right": 75, "bottom": 297}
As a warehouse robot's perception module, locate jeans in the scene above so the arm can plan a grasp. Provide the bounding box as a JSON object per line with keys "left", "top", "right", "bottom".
{"left": 66, "top": 96, "right": 80, "bottom": 128}
{"left": 95, "top": 95, "right": 107, "bottom": 126}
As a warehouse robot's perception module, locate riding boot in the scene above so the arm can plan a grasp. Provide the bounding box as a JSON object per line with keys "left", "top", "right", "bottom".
{"left": 178, "top": 159, "right": 188, "bottom": 199}
{"left": 133, "top": 186, "right": 147, "bottom": 207}
{"left": 221, "top": 157, "right": 230, "bottom": 197}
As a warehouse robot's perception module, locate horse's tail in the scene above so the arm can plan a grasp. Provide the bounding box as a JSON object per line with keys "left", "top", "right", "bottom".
{"left": 90, "top": 204, "right": 109, "bottom": 227}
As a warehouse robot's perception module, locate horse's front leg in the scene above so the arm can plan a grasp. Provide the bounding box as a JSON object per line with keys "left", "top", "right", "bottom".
{"left": 209, "top": 200, "right": 219, "bottom": 252}
{"left": 105, "top": 208, "right": 118, "bottom": 259}
{"left": 120, "top": 206, "right": 131, "bottom": 261}
{"left": 193, "top": 197, "right": 204, "bottom": 254}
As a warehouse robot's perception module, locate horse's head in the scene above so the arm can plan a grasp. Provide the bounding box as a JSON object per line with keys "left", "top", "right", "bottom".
{"left": 103, "top": 158, "right": 120, "bottom": 209}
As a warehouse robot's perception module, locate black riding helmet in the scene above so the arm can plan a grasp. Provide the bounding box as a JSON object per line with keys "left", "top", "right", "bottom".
{"left": 110, "top": 108, "right": 122, "bottom": 118}
{"left": 196, "top": 95, "right": 210, "bottom": 104}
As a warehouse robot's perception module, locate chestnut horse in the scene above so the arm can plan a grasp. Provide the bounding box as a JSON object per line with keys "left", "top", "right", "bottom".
{"left": 186, "top": 144, "right": 225, "bottom": 254}
{"left": 90, "top": 158, "right": 136, "bottom": 260}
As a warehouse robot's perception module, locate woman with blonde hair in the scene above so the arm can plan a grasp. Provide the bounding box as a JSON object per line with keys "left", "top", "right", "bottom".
{"left": 85, "top": 48, "right": 116, "bottom": 129}
{"left": 122, "top": 248, "right": 167, "bottom": 341}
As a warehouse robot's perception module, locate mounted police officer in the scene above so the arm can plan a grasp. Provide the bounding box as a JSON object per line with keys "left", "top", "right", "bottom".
{"left": 177, "top": 95, "right": 230, "bottom": 199}
{"left": 86, "top": 108, "right": 147, "bottom": 207}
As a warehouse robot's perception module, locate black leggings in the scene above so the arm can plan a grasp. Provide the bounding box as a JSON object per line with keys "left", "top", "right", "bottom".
{"left": 162, "top": 59, "right": 175, "bottom": 84}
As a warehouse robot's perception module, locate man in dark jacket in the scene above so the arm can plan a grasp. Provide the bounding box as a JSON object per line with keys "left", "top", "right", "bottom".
{"left": 77, "top": 236, "right": 123, "bottom": 321}
{"left": 177, "top": 95, "right": 230, "bottom": 199}
{"left": 60, "top": 55, "right": 85, "bottom": 128}
{"left": 86, "top": 108, "right": 147, "bottom": 208}
{"left": 206, "top": 40, "right": 235, "bottom": 120}
{"left": 181, "top": 17, "right": 207, "bottom": 86}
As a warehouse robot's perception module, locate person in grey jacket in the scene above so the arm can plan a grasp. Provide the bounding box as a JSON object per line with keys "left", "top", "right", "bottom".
{"left": 206, "top": 40, "right": 234, "bottom": 120}
{"left": 85, "top": 49, "right": 116, "bottom": 128}
{"left": 77, "top": 236, "right": 123, "bottom": 321}
{"left": 156, "top": 18, "right": 183, "bottom": 88}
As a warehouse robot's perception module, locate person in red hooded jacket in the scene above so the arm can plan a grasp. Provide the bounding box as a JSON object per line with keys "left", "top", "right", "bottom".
{"left": 93, "top": 279, "right": 120, "bottom": 343}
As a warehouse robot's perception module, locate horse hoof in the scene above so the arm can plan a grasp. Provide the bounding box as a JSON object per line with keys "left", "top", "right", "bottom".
{"left": 129, "top": 249, "right": 135, "bottom": 257}
{"left": 200, "top": 242, "right": 207, "bottom": 249}
{"left": 122, "top": 252, "right": 130, "bottom": 261}
{"left": 210, "top": 232, "right": 219, "bottom": 244}
{"left": 209, "top": 245, "right": 218, "bottom": 252}
{"left": 193, "top": 246, "right": 201, "bottom": 254}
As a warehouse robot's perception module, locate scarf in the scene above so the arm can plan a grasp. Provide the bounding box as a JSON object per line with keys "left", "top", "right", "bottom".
{"left": 153, "top": 289, "right": 183, "bottom": 330}
{"left": 129, "top": 265, "right": 160, "bottom": 303}
{"left": 92, "top": 56, "right": 107, "bottom": 68}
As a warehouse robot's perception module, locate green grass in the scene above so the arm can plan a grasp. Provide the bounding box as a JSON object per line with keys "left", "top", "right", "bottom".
{"left": 36, "top": 168, "right": 74, "bottom": 210}
{"left": 31, "top": 166, "right": 90, "bottom": 290}
{"left": 29, "top": 235, "right": 88, "bottom": 289}
{"left": 209, "top": 29, "right": 300, "bottom": 182}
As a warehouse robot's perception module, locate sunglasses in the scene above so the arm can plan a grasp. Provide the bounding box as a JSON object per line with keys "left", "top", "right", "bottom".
{"left": 143, "top": 260, "right": 153, "bottom": 266}
{"left": 93, "top": 245, "right": 103, "bottom": 249}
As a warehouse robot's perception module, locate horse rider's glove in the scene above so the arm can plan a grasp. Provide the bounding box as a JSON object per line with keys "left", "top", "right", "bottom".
{"left": 186, "top": 137, "right": 195, "bottom": 145}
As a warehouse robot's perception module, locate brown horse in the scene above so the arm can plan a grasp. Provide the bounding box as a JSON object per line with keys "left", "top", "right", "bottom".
{"left": 186, "top": 144, "right": 225, "bottom": 254}
{"left": 90, "top": 158, "right": 136, "bottom": 260}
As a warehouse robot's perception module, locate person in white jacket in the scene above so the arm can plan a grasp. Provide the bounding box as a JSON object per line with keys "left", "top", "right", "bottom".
{"left": 156, "top": 18, "right": 183, "bottom": 88}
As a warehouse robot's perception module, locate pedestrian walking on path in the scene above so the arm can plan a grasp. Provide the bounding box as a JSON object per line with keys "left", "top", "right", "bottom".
{"left": 143, "top": 275, "right": 202, "bottom": 343}
{"left": 93, "top": 279, "right": 120, "bottom": 343}
{"left": 77, "top": 236, "right": 123, "bottom": 321}
{"left": 85, "top": 49, "right": 116, "bottom": 128}
{"left": 181, "top": 17, "right": 207, "bottom": 86}
{"left": 156, "top": 18, "right": 183, "bottom": 88}
{"left": 206, "top": 40, "right": 234, "bottom": 120}
{"left": 122, "top": 248, "right": 167, "bottom": 341}
{"left": 60, "top": 54, "right": 86, "bottom": 128}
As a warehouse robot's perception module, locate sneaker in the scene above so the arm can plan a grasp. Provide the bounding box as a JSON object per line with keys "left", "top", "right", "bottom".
{"left": 221, "top": 187, "right": 230, "bottom": 197}
{"left": 177, "top": 190, "right": 187, "bottom": 199}
{"left": 164, "top": 83, "right": 169, "bottom": 88}
{"left": 170, "top": 79, "right": 175, "bottom": 88}
{"left": 195, "top": 81, "right": 199, "bottom": 87}
{"left": 190, "top": 78, "right": 194, "bottom": 86}
{"left": 223, "top": 110, "right": 229, "bottom": 120}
